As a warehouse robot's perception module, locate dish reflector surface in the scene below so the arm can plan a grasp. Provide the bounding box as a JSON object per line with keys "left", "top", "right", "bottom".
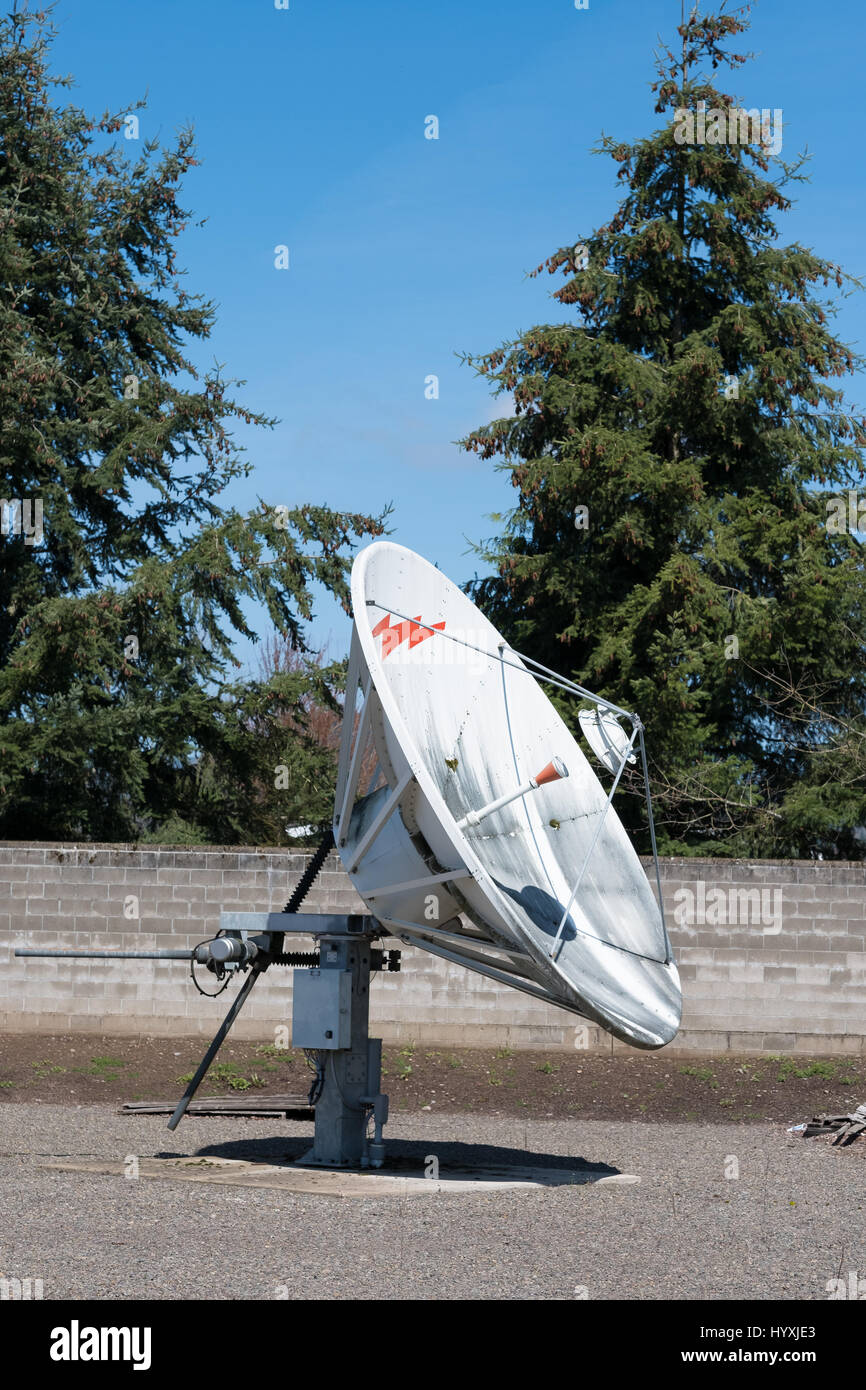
{"left": 335, "top": 542, "right": 681, "bottom": 1049}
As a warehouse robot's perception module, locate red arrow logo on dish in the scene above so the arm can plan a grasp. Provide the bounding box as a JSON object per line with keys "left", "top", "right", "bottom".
{"left": 371, "top": 614, "right": 446, "bottom": 659}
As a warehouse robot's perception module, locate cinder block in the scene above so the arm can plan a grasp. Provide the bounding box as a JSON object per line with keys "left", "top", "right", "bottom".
{"left": 156, "top": 868, "right": 191, "bottom": 887}
{"left": 85, "top": 850, "right": 122, "bottom": 867}
{"left": 121, "top": 867, "right": 157, "bottom": 889}
{"left": 797, "top": 933, "right": 831, "bottom": 951}
{"left": 812, "top": 899, "right": 858, "bottom": 920}
{"left": 71, "top": 983, "right": 106, "bottom": 998}
{"left": 185, "top": 869, "right": 218, "bottom": 888}
{"left": 825, "top": 934, "right": 850, "bottom": 952}
{"left": 131, "top": 851, "right": 161, "bottom": 870}
{"left": 677, "top": 946, "right": 717, "bottom": 964}
{"left": 234, "top": 852, "right": 266, "bottom": 871}
{"left": 212, "top": 870, "right": 248, "bottom": 888}
{"left": 789, "top": 1033, "right": 863, "bottom": 1055}
{"left": 729, "top": 964, "right": 764, "bottom": 983}
{"left": 829, "top": 968, "right": 852, "bottom": 986}
{"left": 205, "top": 884, "right": 239, "bottom": 901}
{"left": 9, "top": 881, "right": 35, "bottom": 899}
{"left": 32, "top": 1011, "right": 72, "bottom": 1030}
{"left": 72, "top": 915, "right": 112, "bottom": 933}
{"left": 694, "top": 965, "right": 730, "bottom": 983}
{"left": 830, "top": 866, "right": 866, "bottom": 885}
{"left": 30, "top": 899, "right": 60, "bottom": 916}
{"left": 57, "top": 899, "right": 98, "bottom": 917}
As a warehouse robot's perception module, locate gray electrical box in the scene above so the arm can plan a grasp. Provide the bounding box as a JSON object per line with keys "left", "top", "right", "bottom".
{"left": 292, "top": 969, "right": 352, "bottom": 1050}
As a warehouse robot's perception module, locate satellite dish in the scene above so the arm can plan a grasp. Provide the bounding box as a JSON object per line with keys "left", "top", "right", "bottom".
{"left": 334, "top": 542, "right": 681, "bottom": 1049}
{"left": 579, "top": 707, "right": 638, "bottom": 775}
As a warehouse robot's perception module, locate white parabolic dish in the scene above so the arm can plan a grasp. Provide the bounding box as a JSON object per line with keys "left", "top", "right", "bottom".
{"left": 334, "top": 541, "right": 681, "bottom": 1049}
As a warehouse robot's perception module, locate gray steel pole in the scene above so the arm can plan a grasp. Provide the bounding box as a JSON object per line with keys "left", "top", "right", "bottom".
{"left": 299, "top": 933, "right": 381, "bottom": 1167}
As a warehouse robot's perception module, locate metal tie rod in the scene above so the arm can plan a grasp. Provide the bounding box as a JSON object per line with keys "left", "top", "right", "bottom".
{"left": 167, "top": 965, "right": 263, "bottom": 1131}
{"left": 548, "top": 723, "right": 640, "bottom": 958}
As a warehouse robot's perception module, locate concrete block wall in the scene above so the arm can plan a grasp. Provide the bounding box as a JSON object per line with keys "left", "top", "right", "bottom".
{"left": 1, "top": 842, "right": 864, "bottom": 1053}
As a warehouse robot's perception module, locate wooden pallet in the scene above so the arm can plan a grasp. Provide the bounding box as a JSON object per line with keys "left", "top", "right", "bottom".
{"left": 121, "top": 1094, "right": 315, "bottom": 1120}
{"left": 803, "top": 1103, "right": 866, "bottom": 1146}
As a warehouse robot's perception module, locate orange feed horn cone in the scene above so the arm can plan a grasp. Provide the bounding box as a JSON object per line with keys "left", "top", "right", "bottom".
{"left": 533, "top": 757, "right": 569, "bottom": 786}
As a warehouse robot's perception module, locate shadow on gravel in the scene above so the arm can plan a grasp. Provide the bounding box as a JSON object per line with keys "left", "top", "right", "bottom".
{"left": 156, "top": 1133, "right": 621, "bottom": 1177}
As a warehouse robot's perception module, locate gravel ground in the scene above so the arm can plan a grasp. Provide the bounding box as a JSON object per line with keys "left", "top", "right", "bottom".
{"left": 0, "top": 1103, "right": 863, "bottom": 1300}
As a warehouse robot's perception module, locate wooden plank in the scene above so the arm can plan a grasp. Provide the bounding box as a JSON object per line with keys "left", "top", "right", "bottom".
{"left": 121, "top": 1095, "right": 314, "bottom": 1119}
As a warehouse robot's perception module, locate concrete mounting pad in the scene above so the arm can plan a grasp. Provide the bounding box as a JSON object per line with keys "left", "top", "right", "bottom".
{"left": 39, "top": 1155, "right": 640, "bottom": 1198}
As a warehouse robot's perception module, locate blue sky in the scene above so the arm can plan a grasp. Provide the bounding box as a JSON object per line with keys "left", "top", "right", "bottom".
{"left": 48, "top": 0, "right": 866, "bottom": 671}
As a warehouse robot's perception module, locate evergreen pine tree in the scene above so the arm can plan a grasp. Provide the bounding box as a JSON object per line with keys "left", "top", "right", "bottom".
{"left": 460, "top": 4, "right": 866, "bottom": 857}
{"left": 0, "top": 7, "right": 385, "bottom": 842}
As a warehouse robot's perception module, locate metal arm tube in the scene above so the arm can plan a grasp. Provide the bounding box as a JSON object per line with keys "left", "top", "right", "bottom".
{"left": 14, "top": 948, "right": 193, "bottom": 959}
{"left": 457, "top": 757, "right": 568, "bottom": 830}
